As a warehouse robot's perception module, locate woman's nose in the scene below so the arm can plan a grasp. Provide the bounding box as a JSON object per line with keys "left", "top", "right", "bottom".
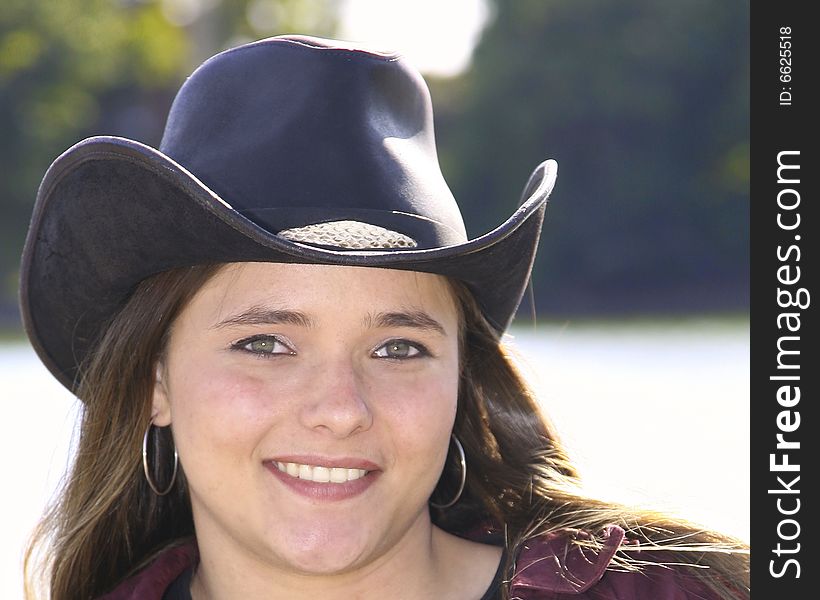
{"left": 298, "top": 358, "right": 374, "bottom": 437}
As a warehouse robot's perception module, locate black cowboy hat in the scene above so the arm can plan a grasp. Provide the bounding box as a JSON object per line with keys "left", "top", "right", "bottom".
{"left": 19, "top": 35, "right": 557, "bottom": 392}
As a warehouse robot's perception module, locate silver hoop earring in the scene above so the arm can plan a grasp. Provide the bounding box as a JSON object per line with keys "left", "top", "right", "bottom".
{"left": 430, "top": 434, "right": 466, "bottom": 509}
{"left": 142, "top": 422, "right": 178, "bottom": 496}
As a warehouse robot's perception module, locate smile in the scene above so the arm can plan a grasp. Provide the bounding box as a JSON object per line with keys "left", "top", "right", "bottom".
{"left": 274, "top": 462, "right": 369, "bottom": 483}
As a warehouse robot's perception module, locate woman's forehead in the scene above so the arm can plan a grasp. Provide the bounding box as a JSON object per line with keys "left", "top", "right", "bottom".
{"left": 187, "top": 262, "right": 459, "bottom": 329}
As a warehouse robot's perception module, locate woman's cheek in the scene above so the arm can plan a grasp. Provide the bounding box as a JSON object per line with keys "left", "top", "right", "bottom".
{"left": 172, "top": 365, "right": 288, "bottom": 447}
{"left": 368, "top": 365, "right": 458, "bottom": 423}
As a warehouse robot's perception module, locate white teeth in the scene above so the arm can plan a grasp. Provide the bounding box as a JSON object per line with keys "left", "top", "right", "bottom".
{"left": 330, "top": 467, "right": 347, "bottom": 483}
{"left": 275, "top": 461, "right": 369, "bottom": 483}
{"left": 313, "top": 466, "right": 330, "bottom": 482}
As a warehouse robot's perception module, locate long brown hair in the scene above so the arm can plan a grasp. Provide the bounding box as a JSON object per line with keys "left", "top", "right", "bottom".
{"left": 24, "top": 266, "right": 748, "bottom": 599}
{"left": 439, "top": 282, "right": 749, "bottom": 599}
{"left": 24, "top": 265, "right": 220, "bottom": 600}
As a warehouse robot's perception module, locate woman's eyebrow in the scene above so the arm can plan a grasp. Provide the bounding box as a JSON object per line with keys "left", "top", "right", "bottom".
{"left": 367, "top": 310, "right": 447, "bottom": 336}
{"left": 210, "top": 306, "right": 314, "bottom": 329}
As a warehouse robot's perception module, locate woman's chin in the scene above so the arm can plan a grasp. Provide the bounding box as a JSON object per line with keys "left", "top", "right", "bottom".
{"left": 277, "top": 544, "right": 368, "bottom": 576}
{"left": 261, "top": 522, "right": 376, "bottom": 576}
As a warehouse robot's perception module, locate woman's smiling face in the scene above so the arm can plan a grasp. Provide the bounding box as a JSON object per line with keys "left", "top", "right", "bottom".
{"left": 152, "top": 262, "right": 461, "bottom": 576}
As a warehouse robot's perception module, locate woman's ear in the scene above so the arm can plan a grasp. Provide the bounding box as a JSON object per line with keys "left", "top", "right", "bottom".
{"left": 151, "top": 363, "right": 173, "bottom": 426}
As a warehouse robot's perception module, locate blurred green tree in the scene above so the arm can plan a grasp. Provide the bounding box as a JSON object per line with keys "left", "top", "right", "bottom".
{"left": 1, "top": 0, "right": 749, "bottom": 325}
{"left": 0, "top": 0, "right": 339, "bottom": 324}
{"left": 0, "top": 0, "right": 188, "bottom": 313}
{"left": 434, "top": 0, "right": 749, "bottom": 315}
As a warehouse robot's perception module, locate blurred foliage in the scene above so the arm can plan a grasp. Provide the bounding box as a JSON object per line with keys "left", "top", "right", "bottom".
{"left": 1, "top": 0, "right": 188, "bottom": 317}
{"left": 1, "top": 0, "right": 748, "bottom": 325}
{"left": 0, "top": 0, "right": 339, "bottom": 323}
{"left": 433, "top": 0, "right": 749, "bottom": 314}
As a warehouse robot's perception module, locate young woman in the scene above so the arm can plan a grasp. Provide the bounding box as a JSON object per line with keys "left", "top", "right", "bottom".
{"left": 21, "top": 35, "right": 749, "bottom": 599}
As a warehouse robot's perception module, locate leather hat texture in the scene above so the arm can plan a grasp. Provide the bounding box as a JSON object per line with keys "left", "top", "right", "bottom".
{"left": 20, "top": 35, "right": 557, "bottom": 391}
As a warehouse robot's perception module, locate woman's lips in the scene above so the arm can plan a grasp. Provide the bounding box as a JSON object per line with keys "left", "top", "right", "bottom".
{"left": 264, "top": 456, "right": 380, "bottom": 500}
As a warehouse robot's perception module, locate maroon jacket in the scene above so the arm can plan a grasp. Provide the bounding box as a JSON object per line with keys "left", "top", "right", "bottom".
{"left": 97, "top": 525, "right": 730, "bottom": 599}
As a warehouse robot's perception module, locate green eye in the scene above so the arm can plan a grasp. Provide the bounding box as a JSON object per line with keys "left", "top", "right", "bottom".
{"left": 374, "top": 339, "right": 424, "bottom": 359}
{"left": 232, "top": 335, "right": 294, "bottom": 356}
{"left": 249, "top": 338, "right": 279, "bottom": 353}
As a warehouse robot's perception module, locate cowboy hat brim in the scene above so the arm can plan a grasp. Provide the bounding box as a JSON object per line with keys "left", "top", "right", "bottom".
{"left": 20, "top": 136, "right": 556, "bottom": 392}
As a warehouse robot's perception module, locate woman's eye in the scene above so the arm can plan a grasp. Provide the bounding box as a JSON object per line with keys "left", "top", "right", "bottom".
{"left": 373, "top": 339, "right": 425, "bottom": 359}
{"left": 232, "top": 335, "right": 293, "bottom": 356}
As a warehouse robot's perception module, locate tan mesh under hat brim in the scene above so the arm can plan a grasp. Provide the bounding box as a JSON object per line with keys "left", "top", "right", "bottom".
{"left": 277, "top": 220, "right": 418, "bottom": 249}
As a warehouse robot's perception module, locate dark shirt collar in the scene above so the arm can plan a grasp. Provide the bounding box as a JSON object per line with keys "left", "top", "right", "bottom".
{"left": 509, "top": 524, "right": 625, "bottom": 597}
